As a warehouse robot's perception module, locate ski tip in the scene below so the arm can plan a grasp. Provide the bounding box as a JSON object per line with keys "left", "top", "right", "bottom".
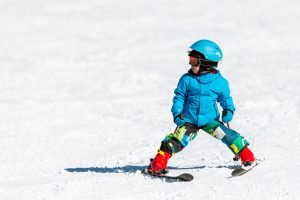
{"left": 231, "top": 160, "right": 260, "bottom": 177}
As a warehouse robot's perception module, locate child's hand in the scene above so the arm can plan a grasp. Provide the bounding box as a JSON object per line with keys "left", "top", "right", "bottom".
{"left": 222, "top": 109, "right": 234, "bottom": 123}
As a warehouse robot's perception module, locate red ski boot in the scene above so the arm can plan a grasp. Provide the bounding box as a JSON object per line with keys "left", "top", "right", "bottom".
{"left": 148, "top": 150, "right": 172, "bottom": 175}
{"left": 239, "top": 146, "right": 256, "bottom": 167}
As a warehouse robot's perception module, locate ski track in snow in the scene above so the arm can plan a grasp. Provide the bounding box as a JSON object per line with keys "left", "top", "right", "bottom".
{"left": 0, "top": 0, "right": 300, "bottom": 199}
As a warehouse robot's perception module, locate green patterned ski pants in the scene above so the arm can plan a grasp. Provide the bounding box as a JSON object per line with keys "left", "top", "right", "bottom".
{"left": 159, "top": 121, "right": 249, "bottom": 156}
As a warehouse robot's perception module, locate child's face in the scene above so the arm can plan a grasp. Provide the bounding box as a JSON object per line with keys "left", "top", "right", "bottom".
{"left": 189, "top": 55, "right": 199, "bottom": 67}
{"left": 189, "top": 55, "right": 200, "bottom": 74}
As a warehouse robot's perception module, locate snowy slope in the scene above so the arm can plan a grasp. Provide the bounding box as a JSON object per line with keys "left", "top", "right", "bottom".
{"left": 0, "top": 0, "right": 300, "bottom": 199}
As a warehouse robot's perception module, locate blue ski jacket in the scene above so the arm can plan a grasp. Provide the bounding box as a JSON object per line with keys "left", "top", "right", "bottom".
{"left": 171, "top": 70, "right": 235, "bottom": 127}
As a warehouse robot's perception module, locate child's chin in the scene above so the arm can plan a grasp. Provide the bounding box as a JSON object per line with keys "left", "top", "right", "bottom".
{"left": 192, "top": 69, "right": 199, "bottom": 74}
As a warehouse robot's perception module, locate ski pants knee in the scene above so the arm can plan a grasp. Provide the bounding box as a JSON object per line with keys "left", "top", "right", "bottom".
{"left": 159, "top": 121, "right": 249, "bottom": 156}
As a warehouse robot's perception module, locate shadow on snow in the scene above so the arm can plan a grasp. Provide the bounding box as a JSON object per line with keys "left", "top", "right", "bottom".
{"left": 65, "top": 164, "right": 240, "bottom": 173}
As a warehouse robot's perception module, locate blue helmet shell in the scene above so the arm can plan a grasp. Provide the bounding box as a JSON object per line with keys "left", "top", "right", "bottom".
{"left": 190, "top": 40, "right": 223, "bottom": 62}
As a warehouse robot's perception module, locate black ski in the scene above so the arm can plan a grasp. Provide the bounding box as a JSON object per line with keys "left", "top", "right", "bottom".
{"left": 230, "top": 161, "right": 259, "bottom": 177}
{"left": 141, "top": 169, "right": 193, "bottom": 182}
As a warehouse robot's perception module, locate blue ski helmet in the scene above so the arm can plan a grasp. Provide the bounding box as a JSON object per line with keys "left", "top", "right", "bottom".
{"left": 190, "top": 39, "right": 223, "bottom": 62}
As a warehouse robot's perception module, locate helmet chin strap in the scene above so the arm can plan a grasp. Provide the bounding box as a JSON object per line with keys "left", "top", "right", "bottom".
{"left": 200, "top": 65, "right": 214, "bottom": 72}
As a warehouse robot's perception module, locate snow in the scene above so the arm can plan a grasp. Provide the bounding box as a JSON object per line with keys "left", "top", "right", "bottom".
{"left": 0, "top": 0, "right": 300, "bottom": 199}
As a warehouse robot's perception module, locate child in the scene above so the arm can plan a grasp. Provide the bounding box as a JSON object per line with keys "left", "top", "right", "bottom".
{"left": 148, "top": 39, "right": 256, "bottom": 174}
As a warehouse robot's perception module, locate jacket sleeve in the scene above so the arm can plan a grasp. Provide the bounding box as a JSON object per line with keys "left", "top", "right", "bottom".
{"left": 217, "top": 79, "right": 236, "bottom": 112}
{"left": 171, "top": 75, "right": 189, "bottom": 118}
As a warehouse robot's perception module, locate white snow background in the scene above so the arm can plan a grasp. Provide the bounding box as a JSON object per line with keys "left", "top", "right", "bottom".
{"left": 0, "top": 0, "right": 300, "bottom": 199}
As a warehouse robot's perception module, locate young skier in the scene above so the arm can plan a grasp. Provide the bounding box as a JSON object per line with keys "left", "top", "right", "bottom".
{"left": 148, "top": 39, "right": 256, "bottom": 175}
